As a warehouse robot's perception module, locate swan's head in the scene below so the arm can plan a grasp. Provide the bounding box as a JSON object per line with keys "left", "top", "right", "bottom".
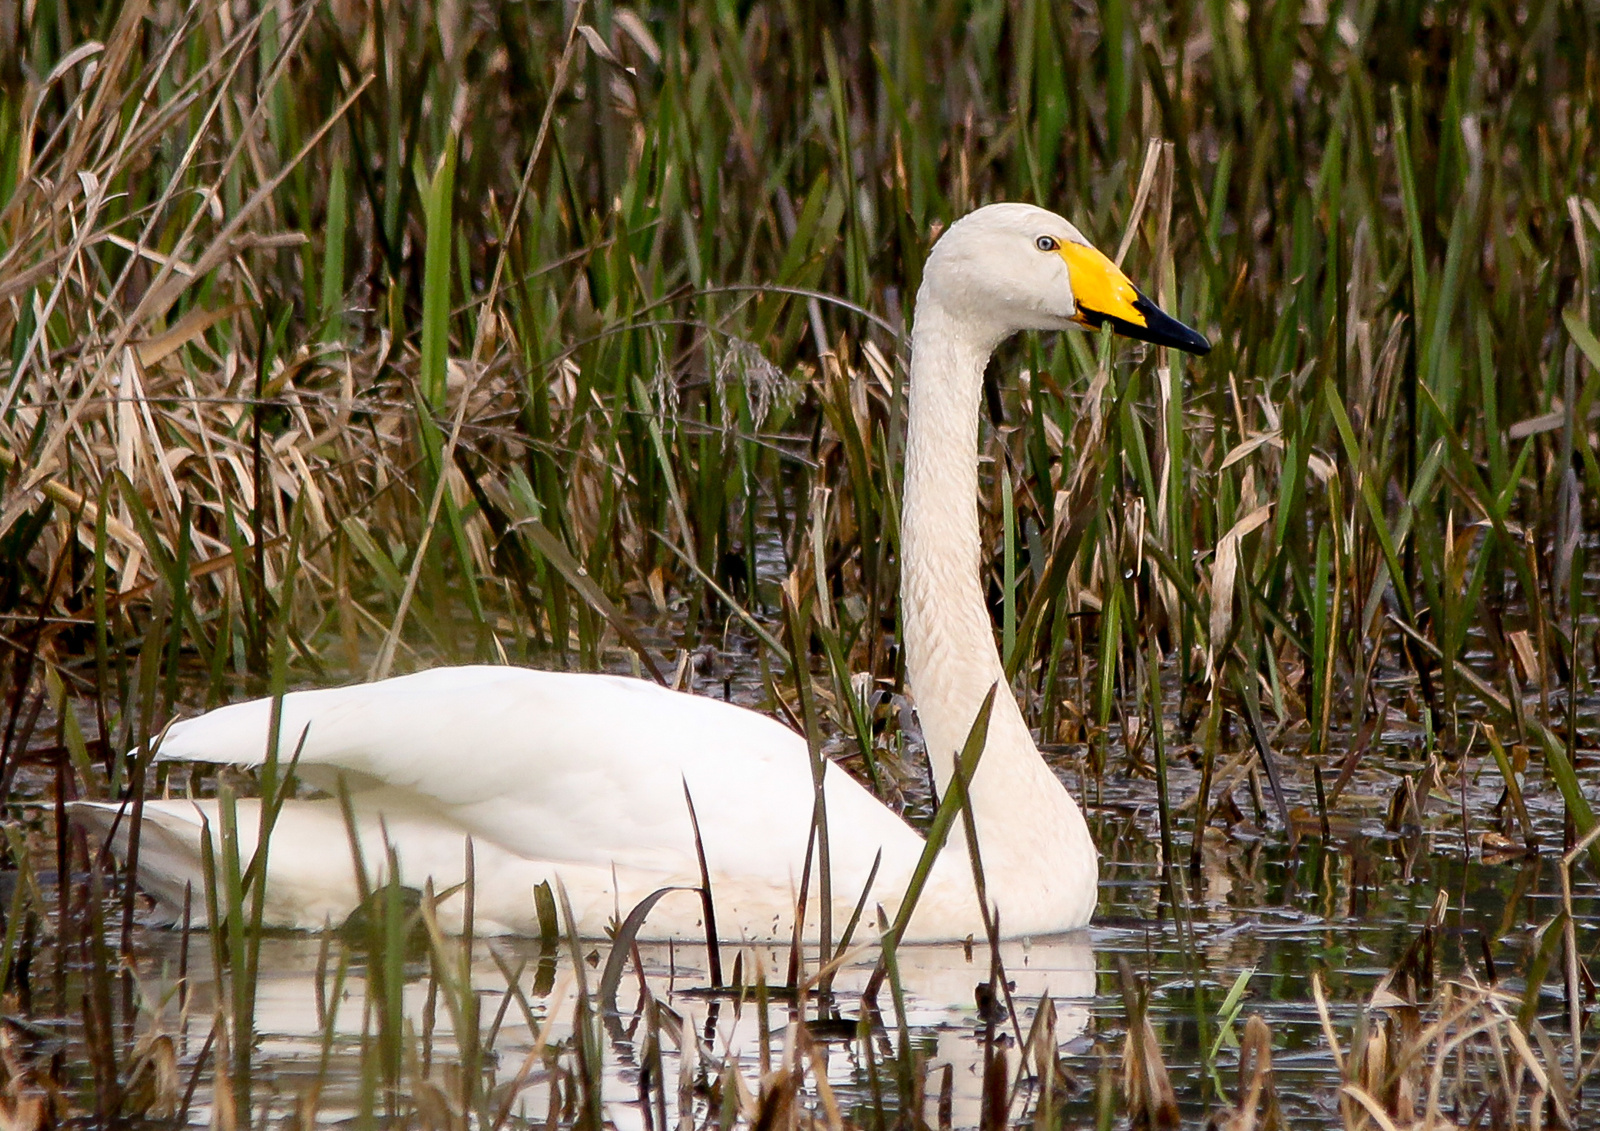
{"left": 920, "top": 202, "right": 1211, "bottom": 355}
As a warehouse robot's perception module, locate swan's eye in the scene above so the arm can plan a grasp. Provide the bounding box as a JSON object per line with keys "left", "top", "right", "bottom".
{"left": 1035, "top": 235, "right": 1060, "bottom": 252}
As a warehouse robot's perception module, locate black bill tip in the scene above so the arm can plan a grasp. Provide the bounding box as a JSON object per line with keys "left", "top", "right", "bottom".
{"left": 1079, "top": 289, "right": 1211, "bottom": 356}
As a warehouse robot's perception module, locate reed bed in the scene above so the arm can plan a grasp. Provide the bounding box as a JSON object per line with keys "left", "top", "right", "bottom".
{"left": 1, "top": 0, "right": 1598, "bottom": 1125}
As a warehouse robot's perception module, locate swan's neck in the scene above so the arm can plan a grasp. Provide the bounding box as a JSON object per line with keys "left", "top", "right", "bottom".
{"left": 901, "top": 293, "right": 1093, "bottom": 927}
{"left": 902, "top": 297, "right": 1006, "bottom": 756}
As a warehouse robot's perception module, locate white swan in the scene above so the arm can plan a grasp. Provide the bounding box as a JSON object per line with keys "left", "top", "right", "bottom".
{"left": 79, "top": 203, "right": 1209, "bottom": 941}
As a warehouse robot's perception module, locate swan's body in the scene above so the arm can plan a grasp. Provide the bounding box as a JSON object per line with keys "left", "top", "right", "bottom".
{"left": 80, "top": 203, "right": 1209, "bottom": 941}
{"left": 104, "top": 668, "right": 979, "bottom": 937}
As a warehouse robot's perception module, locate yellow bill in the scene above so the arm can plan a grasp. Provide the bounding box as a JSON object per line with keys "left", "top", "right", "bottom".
{"left": 1058, "top": 242, "right": 1211, "bottom": 355}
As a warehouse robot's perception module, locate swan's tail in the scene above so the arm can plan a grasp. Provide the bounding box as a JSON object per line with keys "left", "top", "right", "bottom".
{"left": 72, "top": 800, "right": 227, "bottom": 926}
{"left": 71, "top": 797, "right": 392, "bottom": 930}
{"left": 69, "top": 796, "right": 587, "bottom": 936}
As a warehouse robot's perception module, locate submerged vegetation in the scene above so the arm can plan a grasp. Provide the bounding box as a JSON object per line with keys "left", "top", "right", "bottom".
{"left": 2, "top": 0, "right": 1600, "bottom": 1125}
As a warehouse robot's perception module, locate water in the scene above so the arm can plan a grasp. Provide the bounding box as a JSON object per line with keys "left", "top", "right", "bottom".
{"left": 30, "top": 738, "right": 1589, "bottom": 1129}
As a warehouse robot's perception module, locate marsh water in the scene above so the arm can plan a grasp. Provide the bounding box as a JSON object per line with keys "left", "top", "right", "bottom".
{"left": 21, "top": 660, "right": 1598, "bottom": 1129}
{"left": 113, "top": 782, "right": 1591, "bottom": 1128}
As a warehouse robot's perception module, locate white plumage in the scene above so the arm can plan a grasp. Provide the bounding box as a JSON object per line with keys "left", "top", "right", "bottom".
{"left": 78, "top": 203, "right": 1210, "bottom": 941}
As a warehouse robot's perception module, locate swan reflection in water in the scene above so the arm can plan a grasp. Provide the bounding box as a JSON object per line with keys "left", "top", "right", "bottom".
{"left": 145, "top": 928, "right": 1095, "bottom": 1128}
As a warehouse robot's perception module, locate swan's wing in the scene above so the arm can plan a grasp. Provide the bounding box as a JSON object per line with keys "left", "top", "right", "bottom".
{"left": 157, "top": 667, "right": 922, "bottom": 890}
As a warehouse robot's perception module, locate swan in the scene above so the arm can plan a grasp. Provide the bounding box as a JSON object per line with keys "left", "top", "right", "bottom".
{"left": 78, "top": 203, "right": 1209, "bottom": 942}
